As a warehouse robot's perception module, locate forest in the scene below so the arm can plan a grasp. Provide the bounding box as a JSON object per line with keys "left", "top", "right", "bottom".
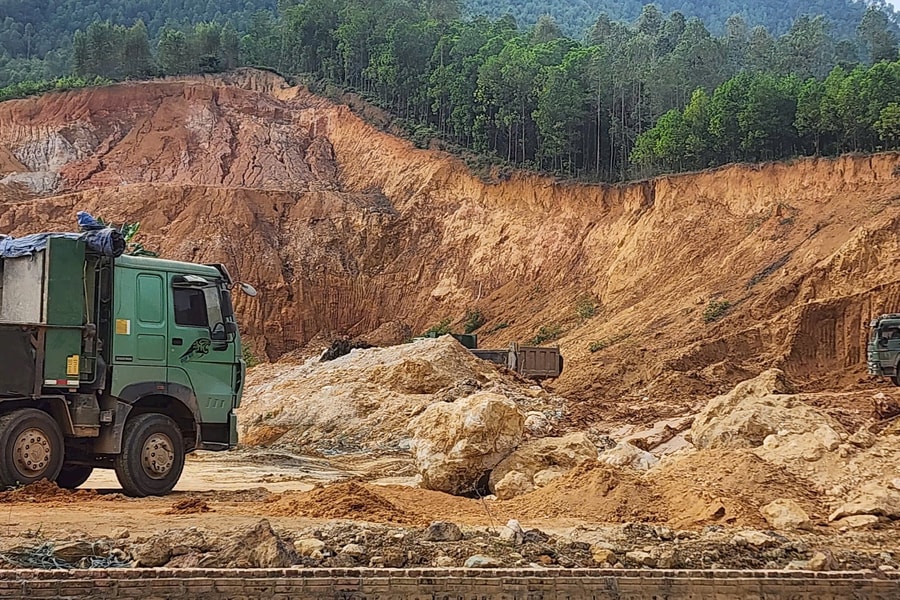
{"left": 1, "top": 0, "right": 900, "bottom": 180}
{"left": 467, "top": 0, "right": 897, "bottom": 36}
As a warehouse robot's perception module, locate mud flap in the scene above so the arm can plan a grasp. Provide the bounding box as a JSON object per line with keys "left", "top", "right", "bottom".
{"left": 94, "top": 400, "right": 132, "bottom": 454}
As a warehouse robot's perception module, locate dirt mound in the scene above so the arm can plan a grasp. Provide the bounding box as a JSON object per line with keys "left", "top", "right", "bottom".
{"left": 0, "top": 480, "right": 97, "bottom": 504}
{"left": 237, "top": 336, "right": 560, "bottom": 455}
{"left": 0, "top": 71, "right": 899, "bottom": 423}
{"left": 502, "top": 451, "right": 823, "bottom": 530}
{"left": 262, "top": 482, "right": 422, "bottom": 525}
{"left": 506, "top": 462, "right": 665, "bottom": 523}
{"left": 649, "top": 451, "right": 823, "bottom": 529}
{"left": 165, "top": 498, "right": 213, "bottom": 515}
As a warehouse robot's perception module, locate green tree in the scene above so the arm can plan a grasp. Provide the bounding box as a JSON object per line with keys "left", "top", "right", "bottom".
{"left": 858, "top": 7, "right": 899, "bottom": 64}
{"left": 875, "top": 102, "right": 900, "bottom": 147}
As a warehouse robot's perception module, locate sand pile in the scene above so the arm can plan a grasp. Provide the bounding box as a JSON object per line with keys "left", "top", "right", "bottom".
{"left": 0, "top": 480, "right": 98, "bottom": 504}
{"left": 261, "top": 482, "right": 423, "bottom": 525}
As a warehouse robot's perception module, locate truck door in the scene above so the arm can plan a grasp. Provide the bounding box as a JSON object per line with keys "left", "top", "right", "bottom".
{"left": 165, "top": 274, "right": 237, "bottom": 442}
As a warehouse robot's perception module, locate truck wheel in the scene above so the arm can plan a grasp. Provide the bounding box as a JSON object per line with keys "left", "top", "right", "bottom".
{"left": 892, "top": 375, "right": 900, "bottom": 387}
{"left": 56, "top": 466, "right": 93, "bottom": 490}
{"left": 0, "top": 409, "right": 64, "bottom": 488}
{"left": 114, "top": 414, "right": 185, "bottom": 497}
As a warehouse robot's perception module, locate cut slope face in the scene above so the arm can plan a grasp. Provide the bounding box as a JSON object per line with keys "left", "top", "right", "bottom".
{"left": 0, "top": 70, "right": 898, "bottom": 421}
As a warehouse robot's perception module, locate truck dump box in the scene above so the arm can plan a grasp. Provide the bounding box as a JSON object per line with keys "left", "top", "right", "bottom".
{"left": 471, "top": 342, "right": 563, "bottom": 379}
{"left": 0, "top": 237, "right": 94, "bottom": 396}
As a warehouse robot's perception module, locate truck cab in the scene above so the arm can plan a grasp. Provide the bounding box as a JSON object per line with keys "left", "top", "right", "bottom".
{"left": 0, "top": 237, "right": 248, "bottom": 496}
{"left": 867, "top": 314, "right": 900, "bottom": 385}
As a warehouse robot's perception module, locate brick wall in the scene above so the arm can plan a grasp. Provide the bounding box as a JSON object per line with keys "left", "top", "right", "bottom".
{"left": 0, "top": 568, "right": 897, "bottom": 599}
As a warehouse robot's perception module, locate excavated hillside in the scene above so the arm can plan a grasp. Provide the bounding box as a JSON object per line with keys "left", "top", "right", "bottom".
{"left": 1, "top": 69, "right": 899, "bottom": 424}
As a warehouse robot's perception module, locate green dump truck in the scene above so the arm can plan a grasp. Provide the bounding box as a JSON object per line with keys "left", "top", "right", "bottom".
{"left": 0, "top": 236, "right": 250, "bottom": 496}
{"left": 868, "top": 313, "right": 900, "bottom": 385}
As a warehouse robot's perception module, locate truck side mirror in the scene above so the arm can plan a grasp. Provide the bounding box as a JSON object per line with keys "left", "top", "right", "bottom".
{"left": 879, "top": 337, "right": 889, "bottom": 347}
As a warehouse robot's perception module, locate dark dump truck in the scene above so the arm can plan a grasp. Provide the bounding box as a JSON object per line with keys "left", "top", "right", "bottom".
{"left": 868, "top": 313, "right": 900, "bottom": 385}
{"left": 447, "top": 334, "right": 563, "bottom": 380}
{"left": 0, "top": 224, "right": 252, "bottom": 496}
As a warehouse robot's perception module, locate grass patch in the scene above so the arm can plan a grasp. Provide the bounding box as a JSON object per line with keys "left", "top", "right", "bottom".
{"left": 486, "top": 322, "right": 510, "bottom": 334}
{"left": 588, "top": 333, "right": 632, "bottom": 353}
{"left": 703, "top": 299, "right": 732, "bottom": 323}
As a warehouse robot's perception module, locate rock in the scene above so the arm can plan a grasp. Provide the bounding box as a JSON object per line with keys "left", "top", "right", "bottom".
{"left": 533, "top": 467, "right": 568, "bottom": 488}
{"left": 690, "top": 370, "right": 845, "bottom": 450}
{"left": 488, "top": 433, "right": 597, "bottom": 499}
{"left": 111, "top": 529, "right": 130, "bottom": 540}
{"left": 54, "top": 541, "right": 99, "bottom": 564}
{"left": 340, "top": 544, "right": 365, "bottom": 558}
{"left": 382, "top": 548, "right": 406, "bottom": 568}
{"left": 214, "top": 520, "right": 297, "bottom": 568}
{"left": 892, "top": 479, "right": 900, "bottom": 491}
{"left": 650, "top": 434, "right": 693, "bottom": 456}
{"left": 423, "top": 521, "right": 463, "bottom": 542}
{"left": 808, "top": 551, "right": 834, "bottom": 572}
{"left": 625, "top": 551, "right": 655, "bottom": 567}
{"left": 296, "top": 538, "right": 326, "bottom": 558}
{"left": 506, "top": 519, "right": 525, "bottom": 535}
{"left": 464, "top": 554, "right": 502, "bottom": 568}
{"left": 492, "top": 471, "right": 535, "bottom": 500}
{"left": 623, "top": 416, "right": 694, "bottom": 452}
{"left": 409, "top": 392, "right": 525, "bottom": 495}
{"left": 760, "top": 499, "right": 814, "bottom": 531}
{"left": 499, "top": 519, "right": 525, "bottom": 544}
{"left": 132, "top": 537, "right": 173, "bottom": 568}
{"left": 599, "top": 442, "right": 659, "bottom": 471}
{"left": 731, "top": 531, "right": 777, "bottom": 548}
{"left": 785, "top": 560, "right": 809, "bottom": 570}
{"left": 834, "top": 515, "right": 879, "bottom": 529}
{"left": 522, "top": 529, "right": 549, "bottom": 544}
{"left": 433, "top": 555, "right": 455, "bottom": 567}
{"left": 591, "top": 546, "right": 617, "bottom": 565}
{"left": 829, "top": 483, "right": 900, "bottom": 521}
{"left": 499, "top": 526, "right": 523, "bottom": 545}
{"left": 524, "top": 412, "right": 552, "bottom": 437}
{"left": 849, "top": 428, "right": 877, "bottom": 449}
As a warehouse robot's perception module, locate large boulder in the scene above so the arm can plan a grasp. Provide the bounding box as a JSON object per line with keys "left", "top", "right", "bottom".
{"left": 488, "top": 433, "right": 597, "bottom": 500}
{"left": 213, "top": 520, "right": 298, "bottom": 568}
{"left": 409, "top": 392, "right": 525, "bottom": 495}
{"left": 760, "top": 499, "right": 814, "bottom": 531}
{"left": 829, "top": 483, "right": 900, "bottom": 521}
{"left": 690, "top": 369, "right": 843, "bottom": 450}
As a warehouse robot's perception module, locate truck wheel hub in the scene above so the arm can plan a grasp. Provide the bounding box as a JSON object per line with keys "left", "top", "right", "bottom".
{"left": 14, "top": 428, "right": 51, "bottom": 475}
{"left": 141, "top": 433, "right": 175, "bottom": 478}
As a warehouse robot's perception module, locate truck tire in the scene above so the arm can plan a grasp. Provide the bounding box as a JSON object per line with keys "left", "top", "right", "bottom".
{"left": 114, "top": 413, "right": 185, "bottom": 497}
{"left": 56, "top": 466, "right": 94, "bottom": 490}
{"left": 0, "top": 408, "right": 65, "bottom": 488}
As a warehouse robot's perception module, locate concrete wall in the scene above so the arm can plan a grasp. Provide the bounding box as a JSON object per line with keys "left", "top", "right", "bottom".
{"left": 0, "top": 568, "right": 897, "bottom": 600}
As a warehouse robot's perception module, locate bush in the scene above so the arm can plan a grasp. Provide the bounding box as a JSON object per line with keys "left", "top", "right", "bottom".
{"left": 242, "top": 344, "right": 260, "bottom": 368}
{"left": 422, "top": 318, "right": 452, "bottom": 337}
{"left": 463, "top": 309, "right": 486, "bottom": 334}
{"left": 703, "top": 299, "right": 732, "bottom": 323}
{"left": 530, "top": 323, "right": 563, "bottom": 345}
{"left": 575, "top": 295, "right": 598, "bottom": 321}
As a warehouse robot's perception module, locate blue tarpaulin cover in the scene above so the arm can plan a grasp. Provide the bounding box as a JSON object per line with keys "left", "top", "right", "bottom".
{"left": 0, "top": 212, "right": 126, "bottom": 259}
